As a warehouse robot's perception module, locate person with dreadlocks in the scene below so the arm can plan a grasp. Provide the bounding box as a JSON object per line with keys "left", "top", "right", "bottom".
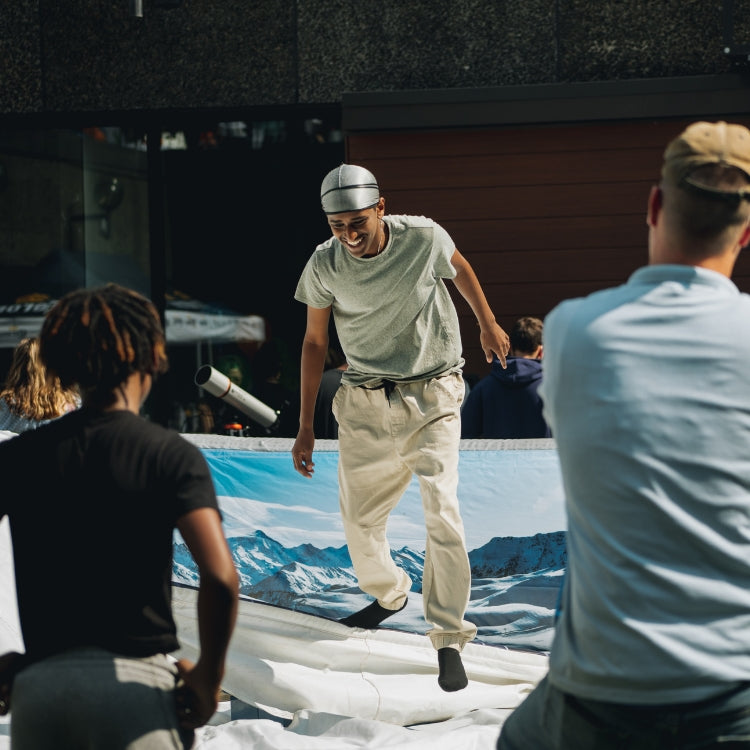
{"left": 0, "top": 336, "right": 79, "bottom": 433}
{"left": 0, "top": 283, "right": 239, "bottom": 749}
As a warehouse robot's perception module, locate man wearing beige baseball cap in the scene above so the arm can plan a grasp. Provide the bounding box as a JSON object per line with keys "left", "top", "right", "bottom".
{"left": 498, "top": 121, "right": 750, "bottom": 748}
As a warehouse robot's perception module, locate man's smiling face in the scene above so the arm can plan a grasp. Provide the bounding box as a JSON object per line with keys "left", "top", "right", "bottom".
{"left": 327, "top": 200, "right": 384, "bottom": 258}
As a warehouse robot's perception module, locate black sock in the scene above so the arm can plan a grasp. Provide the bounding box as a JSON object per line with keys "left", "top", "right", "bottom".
{"left": 339, "top": 597, "right": 408, "bottom": 628}
{"left": 437, "top": 647, "right": 468, "bottom": 692}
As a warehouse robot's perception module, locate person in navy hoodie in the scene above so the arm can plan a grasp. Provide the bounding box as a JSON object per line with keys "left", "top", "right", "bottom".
{"left": 461, "top": 316, "right": 550, "bottom": 439}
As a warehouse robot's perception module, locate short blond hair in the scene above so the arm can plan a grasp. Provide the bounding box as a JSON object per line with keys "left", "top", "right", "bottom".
{"left": 663, "top": 163, "right": 750, "bottom": 255}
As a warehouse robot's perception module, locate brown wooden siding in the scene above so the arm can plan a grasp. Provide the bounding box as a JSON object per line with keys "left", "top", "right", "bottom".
{"left": 347, "top": 118, "right": 750, "bottom": 378}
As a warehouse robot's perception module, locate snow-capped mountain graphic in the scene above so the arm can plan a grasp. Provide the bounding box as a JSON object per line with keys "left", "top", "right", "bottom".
{"left": 469, "top": 531, "right": 567, "bottom": 578}
{"left": 288, "top": 541, "right": 353, "bottom": 569}
{"left": 391, "top": 547, "right": 427, "bottom": 592}
{"left": 228, "top": 530, "right": 302, "bottom": 588}
{"left": 245, "top": 560, "right": 359, "bottom": 606}
{"left": 173, "top": 528, "right": 566, "bottom": 651}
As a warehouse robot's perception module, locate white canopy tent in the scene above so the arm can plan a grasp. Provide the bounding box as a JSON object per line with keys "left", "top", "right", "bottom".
{"left": 0, "top": 298, "right": 266, "bottom": 351}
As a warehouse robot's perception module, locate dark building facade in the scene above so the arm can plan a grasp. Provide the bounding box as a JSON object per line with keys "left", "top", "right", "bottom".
{"left": 1, "top": 1, "right": 749, "bottom": 412}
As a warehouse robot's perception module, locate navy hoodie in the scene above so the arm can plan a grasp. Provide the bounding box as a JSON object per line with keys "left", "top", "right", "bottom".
{"left": 461, "top": 357, "right": 551, "bottom": 439}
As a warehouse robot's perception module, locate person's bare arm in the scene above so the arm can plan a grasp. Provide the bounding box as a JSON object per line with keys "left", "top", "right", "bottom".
{"left": 292, "top": 305, "right": 331, "bottom": 478}
{"left": 174, "top": 507, "right": 239, "bottom": 729}
{"left": 450, "top": 249, "right": 510, "bottom": 367}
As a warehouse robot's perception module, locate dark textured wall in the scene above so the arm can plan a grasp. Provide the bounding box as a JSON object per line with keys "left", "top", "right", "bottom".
{"left": 2, "top": 1, "right": 749, "bottom": 116}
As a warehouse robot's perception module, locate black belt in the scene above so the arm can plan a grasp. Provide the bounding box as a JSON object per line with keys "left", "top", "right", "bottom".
{"left": 362, "top": 379, "right": 397, "bottom": 402}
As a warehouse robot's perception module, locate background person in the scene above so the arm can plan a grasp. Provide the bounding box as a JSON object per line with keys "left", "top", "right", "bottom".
{"left": 0, "top": 283, "right": 239, "bottom": 750}
{"left": 249, "top": 339, "right": 299, "bottom": 437}
{"left": 0, "top": 337, "right": 79, "bottom": 433}
{"left": 498, "top": 121, "right": 750, "bottom": 748}
{"left": 312, "top": 344, "right": 347, "bottom": 439}
{"left": 461, "top": 316, "right": 550, "bottom": 439}
{"left": 292, "top": 163, "right": 510, "bottom": 692}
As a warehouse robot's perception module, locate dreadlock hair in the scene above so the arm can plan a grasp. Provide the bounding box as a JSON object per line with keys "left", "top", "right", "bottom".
{"left": 0, "top": 337, "right": 79, "bottom": 421}
{"left": 39, "top": 283, "right": 169, "bottom": 408}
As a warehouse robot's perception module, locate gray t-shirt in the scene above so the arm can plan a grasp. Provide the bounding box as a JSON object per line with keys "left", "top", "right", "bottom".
{"left": 295, "top": 215, "right": 464, "bottom": 387}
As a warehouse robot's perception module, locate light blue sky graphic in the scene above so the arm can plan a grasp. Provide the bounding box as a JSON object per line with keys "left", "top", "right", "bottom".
{"left": 204, "top": 447, "right": 566, "bottom": 551}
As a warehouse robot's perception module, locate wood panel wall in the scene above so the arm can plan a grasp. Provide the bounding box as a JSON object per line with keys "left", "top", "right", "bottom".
{"left": 347, "top": 118, "right": 750, "bottom": 378}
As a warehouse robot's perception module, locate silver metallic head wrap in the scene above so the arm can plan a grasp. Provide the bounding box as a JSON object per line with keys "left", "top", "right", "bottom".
{"left": 320, "top": 164, "right": 380, "bottom": 214}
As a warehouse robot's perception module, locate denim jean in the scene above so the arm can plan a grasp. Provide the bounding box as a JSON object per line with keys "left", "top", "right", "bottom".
{"left": 497, "top": 675, "right": 750, "bottom": 750}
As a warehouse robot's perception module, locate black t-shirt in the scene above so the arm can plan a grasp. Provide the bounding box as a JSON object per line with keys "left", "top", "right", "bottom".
{"left": 0, "top": 408, "right": 219, "bottom": 660}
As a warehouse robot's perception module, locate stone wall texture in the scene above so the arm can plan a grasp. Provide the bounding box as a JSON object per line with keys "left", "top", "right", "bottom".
{"left": 2, "top": 0, "right": 749, "bottom": 115}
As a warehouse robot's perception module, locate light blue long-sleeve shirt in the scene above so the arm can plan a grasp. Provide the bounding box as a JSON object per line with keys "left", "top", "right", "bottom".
{"left": 542, "top": 264, "right": 750, "bottom": 704}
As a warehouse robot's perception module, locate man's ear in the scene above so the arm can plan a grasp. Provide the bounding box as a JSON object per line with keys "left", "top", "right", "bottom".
{"left": 738, "top": 219, "right": 750, "bottom": 250}
{"left": 647, "top": 185, "right": 662, "bottom": 229}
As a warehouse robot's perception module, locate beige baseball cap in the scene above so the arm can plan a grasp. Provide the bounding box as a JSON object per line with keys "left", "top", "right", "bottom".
{"left": 662, "top": 121, "right": 750, "bottom": 199}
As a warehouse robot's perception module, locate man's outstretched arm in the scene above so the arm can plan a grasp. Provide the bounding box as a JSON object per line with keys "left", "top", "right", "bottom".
{"left": 450, "top": 249, "right": 510, "bottom": 367}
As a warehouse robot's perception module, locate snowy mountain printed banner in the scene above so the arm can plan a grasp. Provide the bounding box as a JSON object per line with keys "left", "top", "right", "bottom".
{"left": 173, "top": 443, "right": 566, "bottom": 653}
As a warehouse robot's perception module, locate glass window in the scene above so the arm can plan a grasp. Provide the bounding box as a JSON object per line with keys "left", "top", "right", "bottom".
{"left": 0, "top": 110, "right": 344, "bottom": 428}
{"left": 0, "top": 126, "right": 150, "bottom": 381}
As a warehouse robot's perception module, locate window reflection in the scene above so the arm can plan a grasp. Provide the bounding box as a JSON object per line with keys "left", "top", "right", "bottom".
{"left": 0, "top": 112, "right": 344, "bottom": 425}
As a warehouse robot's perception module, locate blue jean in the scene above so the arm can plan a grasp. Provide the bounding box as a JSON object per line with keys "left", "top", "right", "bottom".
{"left": 497, "top": 675, "right": 750, "bottom": 750}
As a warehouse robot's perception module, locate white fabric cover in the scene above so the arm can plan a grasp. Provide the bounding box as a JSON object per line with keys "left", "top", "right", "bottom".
{"left": 194, "top": 707, "right": 517, "bottom": 749}
{"left": 0, "top": 576, "right": 546, "bottom": 749}
{"left": 0, "top": 520, "right": 22, "bottom": 656}
{"left": 173, "top": 586, "right": 547, "bottom": 726}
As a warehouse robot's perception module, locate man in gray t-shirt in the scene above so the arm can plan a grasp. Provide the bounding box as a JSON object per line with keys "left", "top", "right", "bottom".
{"left": 292, "top": 164, "right": 509, "bottom": 692}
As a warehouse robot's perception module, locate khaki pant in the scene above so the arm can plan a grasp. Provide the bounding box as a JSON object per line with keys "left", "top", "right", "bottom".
{"left": 333, "top": 371, "right": 477, "bottom": 650}
{"left": 11, "top": 648, "right": 193, "bottom": 750}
